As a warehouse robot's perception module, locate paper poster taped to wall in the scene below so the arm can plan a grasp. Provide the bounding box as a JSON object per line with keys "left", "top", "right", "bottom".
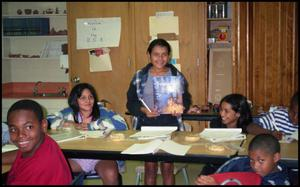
{"left": 149, "top": 16, "right": 179, "bottom": 37}
{"left": 77, "top": 17, "right": 121, "bottom": 49}
{"left": 89, "top": 48, "right": 112, "bottom": 72}
{"left": 168, "top": 40, "right": 179, "bottom": 59}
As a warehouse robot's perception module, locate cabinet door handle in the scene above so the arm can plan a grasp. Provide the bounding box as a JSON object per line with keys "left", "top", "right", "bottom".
{"left": 128, "top": 57, "right": 131, "bottom": 67}
{"left": 72, "top": 76, "right": 80, "bottom": 83}
{"left": 232, "top": 46, "right": 236, "bottom": 66}
{"left": 196, "top": 57, "right": 200, "bottom": 67}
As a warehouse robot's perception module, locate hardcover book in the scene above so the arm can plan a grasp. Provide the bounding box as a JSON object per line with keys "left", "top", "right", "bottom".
{"left": 152, "top": 76, "right": 184, "bottom": 114}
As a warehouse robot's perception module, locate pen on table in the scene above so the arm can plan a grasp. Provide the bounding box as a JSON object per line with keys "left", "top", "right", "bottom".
{"left": 139, "top": 98, "right": 152, "bottom": 112}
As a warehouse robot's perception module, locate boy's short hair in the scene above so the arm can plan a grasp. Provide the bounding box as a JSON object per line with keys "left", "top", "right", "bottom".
{"left": 7, "top": 99, "right": 44, "bottom": 123}
{"left": 248, "top": 134, "right": 280, "bottom": 155}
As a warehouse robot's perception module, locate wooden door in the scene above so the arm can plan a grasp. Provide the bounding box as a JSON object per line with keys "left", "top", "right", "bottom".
{"left": 133, "top": 2, "right": 207, "bottom": 106}
{"left": 250, "top": 2, "right": 298, "bottom": 108}
{"left": 132, "top": 2, "right": 207, "bottom": 131}
{"left": 67, "top": 2, "right": 134, "bottom": 116}
{"left": 232, "top": 2, "right": 298, "bottom": 109}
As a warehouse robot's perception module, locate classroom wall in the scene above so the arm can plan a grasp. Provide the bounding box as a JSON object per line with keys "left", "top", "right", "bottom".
{"left": 2, "top": 61, "right": 69, "bottom": 83}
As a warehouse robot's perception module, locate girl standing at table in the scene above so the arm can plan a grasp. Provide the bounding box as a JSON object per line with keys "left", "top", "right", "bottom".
{"left": 200, "top": 93, "right": 253, "bottom": 175}
{"left": 126, "top": 38, "right": 192, "bottom": 185}
{"left": 48, "top": 83, "right": 127, "bottom": 185}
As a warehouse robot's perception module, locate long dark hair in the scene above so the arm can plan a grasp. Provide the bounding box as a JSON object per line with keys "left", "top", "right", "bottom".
{"left": 220, "top": 93, "right": 252, "bottom": 131}
{"left": 68, "top": 83, "right": 100, "bottom": 123}
{"left": 147, "top": 38, "right": 171, "bottom": 55}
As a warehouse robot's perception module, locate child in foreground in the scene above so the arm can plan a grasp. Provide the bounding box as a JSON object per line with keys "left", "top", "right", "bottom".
{"left": 2, "top": 99, "right": 72, "bottom": 185}
{"left": 195, "top": 134, "right": 290, "bottom": 185}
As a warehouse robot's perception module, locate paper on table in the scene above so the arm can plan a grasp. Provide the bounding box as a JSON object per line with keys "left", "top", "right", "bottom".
{"left": 141, "top": 126, "right": 178, "bottom": 131}
{"left": 129, "top": 126, "right": 177, "bottom": 140}
{"left": 49, "top": 131, "right": 85, "bottom": 143}
{"left": 79, "top": 128, "right": 112, "bottom": 138}
{"left": 200, "top": 128, "right": 246, "bottom": 143}
{"left": 2, "top": 131, "right": 85, "bottom": 153}
{"left": 158, "top": 140, "right": 191, "bottom": 156}
{"left": 279, "top": 130, "right": 298, "bottom": 143}
{"left": 290, "top": 130, "right": 298, "bottom": 140}
{"left": 2, "top": 144, "right": 18, "bottom": 153}
{"left": 121, "top": 139, "right": 163, "bottom": 154}
{"left": 121, "top": 139, "right": 191, "bottom": 155}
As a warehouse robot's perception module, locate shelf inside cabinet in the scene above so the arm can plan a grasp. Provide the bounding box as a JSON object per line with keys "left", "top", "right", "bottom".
{"left": 3, "top": 57, "right": 60, "bottom": 60}
{"left": 2, "top": 14, "right": 67, "bottom": 18}
{"left": 3, "top": 35, "right": 67, "bottom": 39}
{"left": 2, "top": 2, "right": 68, "bottom": 83}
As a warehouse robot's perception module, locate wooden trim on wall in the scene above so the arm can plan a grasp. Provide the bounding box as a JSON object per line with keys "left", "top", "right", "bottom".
{"left": 232, "top": 2, "right": 249, "bottom": 97}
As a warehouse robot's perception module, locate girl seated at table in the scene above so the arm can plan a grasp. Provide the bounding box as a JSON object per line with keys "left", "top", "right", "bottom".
{"left": 47, "top": 83, "right": 128, "bottom": 185}
{"left": 200, "top": 93, "right": 253, "bottom": 175}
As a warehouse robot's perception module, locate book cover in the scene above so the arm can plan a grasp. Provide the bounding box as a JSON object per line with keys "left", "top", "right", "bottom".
{"left": 152, "top": 76, "right": 184, "bottom": 114}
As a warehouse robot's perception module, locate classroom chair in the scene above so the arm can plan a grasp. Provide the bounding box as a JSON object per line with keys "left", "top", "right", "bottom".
{"left": 288, "top": 168, "right": 298, "bottom": 185}
{"left": 70, "top": 171, "right": 85, "bottom": 185}
{"left": 135, "top": 163, "right": 189, "bottom": 185}
{"left": 132, "top": 116, "right": 190, "bottom": 185}
{"left": 72, "top": 172, "right": 123, "bottom": 185}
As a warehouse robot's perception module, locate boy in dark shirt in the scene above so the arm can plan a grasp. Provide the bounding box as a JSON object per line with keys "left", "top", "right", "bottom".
{"left": 195, "top": 134, "right": 290, "bottom": 185}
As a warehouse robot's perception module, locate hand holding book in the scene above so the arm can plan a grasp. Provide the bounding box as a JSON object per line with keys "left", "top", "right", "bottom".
{"left": 139, "top": 98, "right": 160, "bottom": 118}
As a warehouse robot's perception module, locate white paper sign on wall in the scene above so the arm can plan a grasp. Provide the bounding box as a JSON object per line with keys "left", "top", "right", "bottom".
{"left": 76, "top": 17, "right": 121, "bottom": 49}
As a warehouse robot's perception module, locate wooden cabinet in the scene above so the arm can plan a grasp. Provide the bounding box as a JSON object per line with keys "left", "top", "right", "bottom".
{"left": 67, "top": 2, "right": 134, "bottom": 120}
{"left": 206, "top": 2, "right": 233, "bottom": 104}
{"left": 67, "top": 3, "right": 208, "bottom": 130}
{"left": 231, "top": 2, "right": 298, "bottom": 109}
{"left": 132, "top": 2, "right": 207, "bottom": 108}
{"left": 67, "top": 2, "right": 298, "bottom": 129}
{"left": 132, "top": 2, "right": 207, "bottom": 131}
